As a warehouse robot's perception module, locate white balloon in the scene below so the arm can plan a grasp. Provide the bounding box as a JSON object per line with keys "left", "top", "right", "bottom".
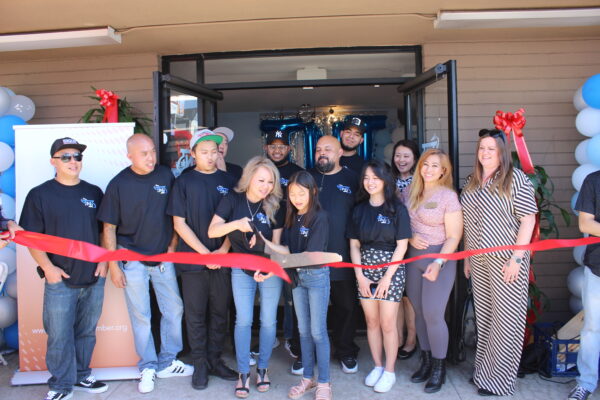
{"left": 0, "top": 249, "right": 16, "bottom": 275}
{"left": 384, "top": 142, "right": 395, "bottom": 162}
{"left": 391, "top": 127, "right": 403, "bottom": 143}
{"left": 573, "top": 86, "right": 588, "bottom": 111}
{"left": 6, "top": 95, "right": 35, "bottom": 122}
{"left": 0, "top": 142, "right": 14, "bottom": 172}
{"left": 0, "top": 296, "right": 17, "bottom": 329}
{"left": 569, "top": 296, "right": 583, "bottom": 314}
{"left": 0, "top": 193, "right": 15, "bottom": 221}
{"left": 572, "top": 163, "right": 600, "bottom": 191}
{"left": 575, "top": 139, "right": 590, "bottom": 165}
{"left": 5, "top": 272, "right": 17, "bottom": 299}
{"left": 573, "top": 244, "right": 586, "bottom": 266}
{"left": 1, "top": 87, "right": 15, "bottom": 96}
{"left": 567, "top": 266, "right": 585, "bottom": 298}
{"left": 0, "top": 87, "right": 11, "bottom": 116}
{"left": 576, "top": 108, "right": 600, "bottom": 137}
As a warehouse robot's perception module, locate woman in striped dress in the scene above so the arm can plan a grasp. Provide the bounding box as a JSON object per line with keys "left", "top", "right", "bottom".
{"left": 460, "top": 129, "right": 538, "bottom": 396}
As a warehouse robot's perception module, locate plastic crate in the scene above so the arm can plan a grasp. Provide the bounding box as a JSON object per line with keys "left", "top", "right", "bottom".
{"left": 534, "top": 322, "right": 600, "bottom": 378}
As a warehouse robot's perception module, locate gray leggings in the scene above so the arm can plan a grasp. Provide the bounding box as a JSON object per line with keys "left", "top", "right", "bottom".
{"left": 405, "top": 244, "right": 456, "bottom": 359}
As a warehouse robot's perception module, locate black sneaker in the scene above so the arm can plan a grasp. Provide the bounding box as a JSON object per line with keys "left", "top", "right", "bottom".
{"left": 284, "top": 339, "right": 300, "bottom": 359}
{"left": 568, "top": 386, "right": 591, "bottom": 400}
{"left": 340, "top": 356, "right": 358, "bottom": 373}
{"left": 291, "top": 358, "right": 304, "bottom": 375}
{"left": 44, "top": 391, "right": 72, "bottom": 400}
{"left": 73, "top": 375, "right": 108, "bottom": 394}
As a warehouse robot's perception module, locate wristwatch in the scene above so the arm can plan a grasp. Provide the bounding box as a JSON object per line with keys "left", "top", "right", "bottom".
{"left": 512, "top": 256, "right": 523, "bottom": 265}
{"left": 433, "top": 258, "right": 445, "bottom": 267}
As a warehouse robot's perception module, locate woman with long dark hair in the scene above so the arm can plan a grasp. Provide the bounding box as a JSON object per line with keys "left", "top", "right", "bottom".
{"left": 347, "top": 160, "right": 411, "bottom": 393}
{"left": 461, "top": 129, "right": 537, "bottom": 396}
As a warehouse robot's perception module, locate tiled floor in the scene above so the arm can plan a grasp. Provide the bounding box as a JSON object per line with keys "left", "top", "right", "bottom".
{"left": 0, "top": 339, "right": 588, "bottom": 400}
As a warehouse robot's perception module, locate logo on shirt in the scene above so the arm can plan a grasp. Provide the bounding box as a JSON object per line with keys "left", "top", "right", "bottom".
{"left": 80, "top": 198, "right": 96, "bottom": 208}
{"left": 255, "top": 212, "right": 269, "bottom": 225}
{"left": 153, "top": 184, "right": 168, "bottom": 195}
{"left": 280, "top": 177, "right": 289, "bottom": 187}
{"left": 299, "top": 226, "right": 309, "bottom": 238}
{"left": 337, "top": 184, "right": 352, "bottom": 194}
{"left": 216, "top": 185, "right": 229, "bottom": 195}
{"left": 377, "top": 214, "right": 391, "bottom": 225}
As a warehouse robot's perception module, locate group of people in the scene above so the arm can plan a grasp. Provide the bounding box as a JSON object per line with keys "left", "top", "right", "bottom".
{"left": 0, "top": 118, "right": 597, "bottom": 400}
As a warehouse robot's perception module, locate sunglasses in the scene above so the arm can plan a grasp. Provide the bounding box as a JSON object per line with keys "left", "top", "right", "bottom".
{"left": 52, "top": 152, "right": 83, "bottom": 162}
{"left": 478, "top": 129, "right": 506, "bottom": 142}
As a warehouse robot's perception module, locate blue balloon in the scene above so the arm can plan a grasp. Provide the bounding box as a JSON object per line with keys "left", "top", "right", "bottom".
{"left": 571, "top": 192, "right": 579, "bottom": 216}
{"left": 0, "top": 165, "right": 15, "bottom": 197}
{"left": 582, "top": 74, "right": 600, "bottom": 109}
{"left": 4, "top": 321, "right": 18, "bottom": 349}
{"left": 587, "top": 134, "right": 600, "bottom": 167}
{"left": 0, "top": 115, "right": 26, "bottom": 147}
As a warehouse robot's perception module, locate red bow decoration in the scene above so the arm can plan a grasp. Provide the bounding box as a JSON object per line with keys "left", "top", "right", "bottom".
{"left": 493, "top": 108, "right": 534, "bottom": 174}
{"left": 96, "top": 89, "right": 119, "bottom": 123}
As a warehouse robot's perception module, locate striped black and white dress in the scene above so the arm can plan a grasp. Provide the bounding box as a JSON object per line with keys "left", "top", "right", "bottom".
{"left": 460, "top": 168, "right": 538, "bottom": 396}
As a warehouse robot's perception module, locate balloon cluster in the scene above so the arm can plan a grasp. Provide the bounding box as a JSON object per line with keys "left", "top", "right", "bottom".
{"left": 568, "top": 73, "right": 600, "bottom": 314}
{"left": 0, "top": 86, "right": 32, "bottom": 350}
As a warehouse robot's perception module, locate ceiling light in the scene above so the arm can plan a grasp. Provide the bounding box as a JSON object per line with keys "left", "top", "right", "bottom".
{"left": 0, "top": 27, "right": 121, "bottom": 52}
{"left": 434, "top": 8, "right": 600, "bottom": 29}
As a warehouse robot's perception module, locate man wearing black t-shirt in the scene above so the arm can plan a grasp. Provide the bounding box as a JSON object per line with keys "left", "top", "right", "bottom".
{"left": 309, "top": 135, "right": 360, "bottom": 374}
{"left": 214, "top": 126, "right": 243, "bottom": 182}
{"left": 20, "top": 137, "right": 107, "bottom": 400}
{"left": 339, "top": 117, "right": 368, "bottom": 175}
{"left": 98, "top": 134, "right": 191, "bottom": 394}
{"left": 168, "top": 129, "right": 238, "bottom": 390}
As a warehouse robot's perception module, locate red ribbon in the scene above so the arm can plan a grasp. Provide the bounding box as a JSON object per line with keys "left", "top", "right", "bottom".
{"left": 493, "top": 108, "right": 534, "bottom": 174}
{"left": 96, "top": 89, "right": 119, "bottom": 123}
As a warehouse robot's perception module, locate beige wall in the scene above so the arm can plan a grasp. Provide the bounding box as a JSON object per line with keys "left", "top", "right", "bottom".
{"left": 0, "top": 53, "right": 158, "bottom": 125}
{"left": 424, "top": 38, "right": 600, "bottom": 322}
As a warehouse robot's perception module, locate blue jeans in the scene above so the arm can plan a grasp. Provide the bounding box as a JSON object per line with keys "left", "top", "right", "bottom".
{"left": 43, "top": 277, "right": 105, "bottom": 394}
{"left": 292, "top": 267, "right": 331, "bottom": 383}
{"left": 231, "top": 269, "right": 282, "bottom": 374}
{"left": 121, "top": 260, "right": 183, "bottom": 371}
{"left": 577, "top": 266, "right": 600, "bottom": 392}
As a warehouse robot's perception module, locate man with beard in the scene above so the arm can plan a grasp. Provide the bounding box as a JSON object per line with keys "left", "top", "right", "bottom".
{"left": 339, "top": 117, "right": 368, "bottom": 175}
{"left": 264, "top": 129, "right": 303, "bottom": 372}
{"left": 309, "top": 135, "right": 360, "bottom": 374}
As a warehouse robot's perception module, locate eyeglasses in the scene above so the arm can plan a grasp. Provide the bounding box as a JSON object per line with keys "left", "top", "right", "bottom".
{"left": 267, "top": 144, "right": 288, "bottom": 151}
{"left": 52, "top": 152, "right": 83, "bottom": 162}
{"left": 478, "top": 129, "right": 506, "bottom": 142}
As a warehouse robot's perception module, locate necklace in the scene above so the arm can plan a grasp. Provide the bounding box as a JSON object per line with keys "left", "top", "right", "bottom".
{"left": 246, "top": 197, "right": 263, "bottom": 221}
{"left": 296, "top": 213, "right": 305, "bottom": 223}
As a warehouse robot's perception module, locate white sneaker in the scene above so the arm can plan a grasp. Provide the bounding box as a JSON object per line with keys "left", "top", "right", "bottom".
{"left": 374, "top": 371, "right": 396, "bottom": 393}
{"left": 156, "top": 359, "right": 194, "bottom": 378}
{"left": 138, "top": 368, "right": 156, "bottom": 394}
{"left": 365, "top": 366, "right": 384, "bottom": 387}
{"left": 249, "top": 354, "right": 257, "bottom": 366}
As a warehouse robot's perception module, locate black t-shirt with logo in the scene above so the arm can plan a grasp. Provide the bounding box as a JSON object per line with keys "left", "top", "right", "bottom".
{"left": 575, "top": 170, "right": 600, "bottom": 277}
{"left": 168, "top": 169, "right": 236, "bottom": 273}
{"left": 284, "top": 209, "right": 329, "bottom": 254}
{"left": 19, "top": 179, "right": 103, "bottom": 288}
{"left": 275, "top": 162, "right": 304, "bottom": 225}
{"left": 309, "top": 166, "right": 358, "bottom": 280}
{"left": 347, "top": 200, "right": 412, "bottom": 252}
{"left": 340, "top": 153, "right": 367, "bottom": 176}
{"left": 97, "top": 165, "right": 174, "bottom": 255}
{"left": 226, "top": 162, "right": 243, "bottom": 183}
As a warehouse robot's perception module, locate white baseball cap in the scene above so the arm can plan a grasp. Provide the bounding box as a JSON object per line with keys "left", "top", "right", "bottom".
{"left": 213, "top": 127, "right": 234, "bottom": 142}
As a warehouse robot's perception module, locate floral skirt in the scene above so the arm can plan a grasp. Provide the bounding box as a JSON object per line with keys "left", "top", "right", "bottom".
{"left": 358, "top": 248, "right": 406, "bottom": 302}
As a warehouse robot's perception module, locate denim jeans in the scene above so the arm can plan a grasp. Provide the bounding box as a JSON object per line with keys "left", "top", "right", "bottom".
{"left": 577, "top": 266, "right": 600, "bottom": 392}
{"left": 292, "top": 267, "right": 331, "bottom": 383}
{"left": 121, "top": 260, "right": 183, "bottom": 372}
{"left": 43, "top": 277, "right": 105, "bottom": 394}
{"left": 231, "top": 269, "right": 282, "bottom": 374}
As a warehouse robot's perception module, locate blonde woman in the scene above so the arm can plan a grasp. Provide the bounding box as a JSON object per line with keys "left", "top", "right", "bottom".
{"left": 402, "top": 149, "right": 462, "bottom": 393}
{"left": 461, "top": 129, "right": 537, "bottom": 396}
{"left": 208, "top": 156, "right": 283, "bottom": 398}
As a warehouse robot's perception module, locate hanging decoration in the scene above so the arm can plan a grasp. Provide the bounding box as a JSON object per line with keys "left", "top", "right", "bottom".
{"left": 96, "top": 89, "right": 119, "bottom": 123}
{"left": 493, "top": 108, "right": 533, "bottom": 174}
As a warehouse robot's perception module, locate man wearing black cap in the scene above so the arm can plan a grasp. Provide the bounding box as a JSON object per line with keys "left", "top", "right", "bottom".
{"left": 20, "top": 137, "right": 108, "bottom": 400}
{"left": 339, "top": 117, "right": 368, "bottom": 175}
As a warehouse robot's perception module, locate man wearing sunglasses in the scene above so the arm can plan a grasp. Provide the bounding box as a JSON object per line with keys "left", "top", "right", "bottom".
{"left": 20, "top": 137, "right": 108, "bottom": 400}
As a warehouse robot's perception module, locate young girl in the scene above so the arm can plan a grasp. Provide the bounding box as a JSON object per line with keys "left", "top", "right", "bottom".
{"left": 261, "top": 171, "right": 332, "bottom": 400}
{"left": 347, "top": 160, "right": 411, "bottom": 393}
{"left": 208, "top": 156, "right": 283, "bottom": 398}
{"left": 391, "top": 139, "right": 419, "bottom": 360}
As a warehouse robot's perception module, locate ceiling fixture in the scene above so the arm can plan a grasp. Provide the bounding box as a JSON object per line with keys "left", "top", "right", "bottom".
{"left": 297, "top": 67, "right": 327, "bottom": 80}
{"left": 434, "top": 8, "right": 600, "bottom": 29}
{"left": 0, "top": 27, "right": 122, "bottom": 52}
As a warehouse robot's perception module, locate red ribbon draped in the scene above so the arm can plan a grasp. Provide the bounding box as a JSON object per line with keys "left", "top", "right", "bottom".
{"left": 493, "top": 108, "right": 534, "bottom": 174}
{"left": 96, "top": 89, "right": 119, "bottom": 123}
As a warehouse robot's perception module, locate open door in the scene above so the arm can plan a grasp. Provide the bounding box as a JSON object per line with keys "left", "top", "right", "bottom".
{"left": 153, "top": 71, "right": 223, "bottom": 176}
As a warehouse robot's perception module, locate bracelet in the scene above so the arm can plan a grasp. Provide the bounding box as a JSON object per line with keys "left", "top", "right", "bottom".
{"left": 433, "top": 258, "right": 445, "bottom": 267}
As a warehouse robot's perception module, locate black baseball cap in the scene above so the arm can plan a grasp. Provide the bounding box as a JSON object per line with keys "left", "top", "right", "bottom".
{"left": 343, "top": 117, "right": 366, "bottom": 134}
{"left": 265, "top": 130, "right": 290, "bottom": 145}
{"left": 50, "top": 137, "right": 87, "bottom": 156}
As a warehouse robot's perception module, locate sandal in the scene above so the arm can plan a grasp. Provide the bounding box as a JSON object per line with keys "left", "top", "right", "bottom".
{"left": 288, "top": 377, "right": 316, "bottom": 399}
{"left": 256, "top": 368, "right": 271, "bottom": 393}
{"left": 315, "top": 382, "right": 332, "bottom": 400}
{"left": 235, "top": 373, "right": 250, "bottom": 399}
